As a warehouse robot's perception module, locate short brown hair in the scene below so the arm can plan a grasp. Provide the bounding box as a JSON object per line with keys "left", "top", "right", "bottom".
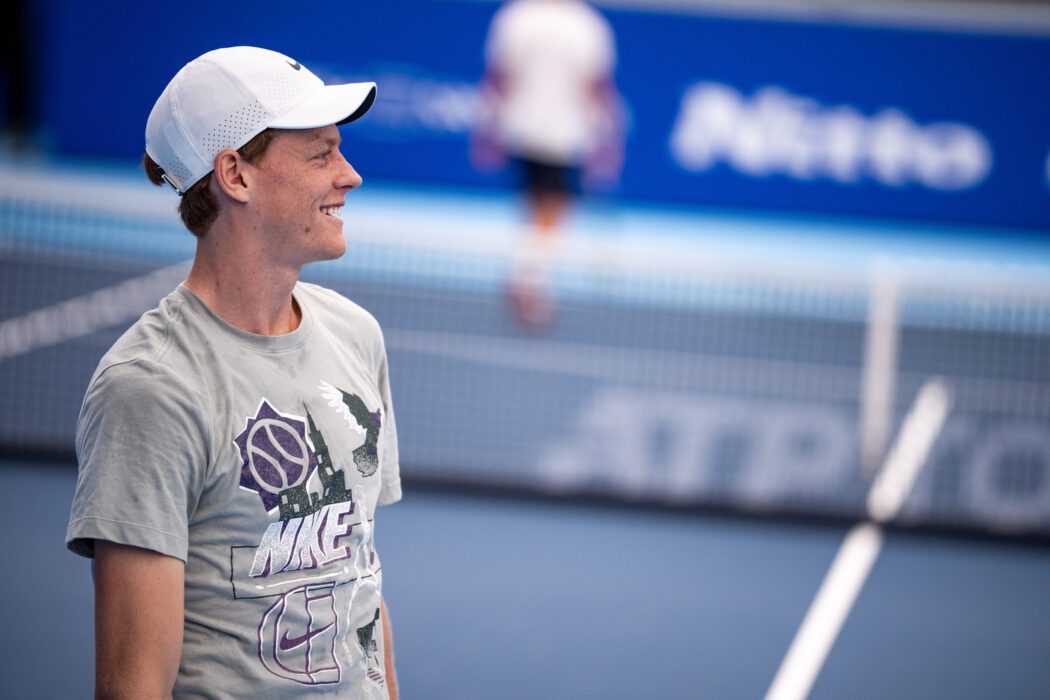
{"left": 143, "top": 129, "right": 279, "bottom": 237}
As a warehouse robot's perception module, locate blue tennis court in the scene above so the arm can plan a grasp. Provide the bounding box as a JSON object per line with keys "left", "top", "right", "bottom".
{"left": 4, "top": 458, "right": 1050, "bottom": 699}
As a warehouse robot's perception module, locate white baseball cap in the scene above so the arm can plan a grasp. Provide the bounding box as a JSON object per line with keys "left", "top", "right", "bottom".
{"left": 145, "top": 46, "right": 376, "bottom": 194}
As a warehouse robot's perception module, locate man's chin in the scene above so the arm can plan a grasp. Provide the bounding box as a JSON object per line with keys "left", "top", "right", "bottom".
{"left": 319, "top": 240, "right": 348, "bottom": 262}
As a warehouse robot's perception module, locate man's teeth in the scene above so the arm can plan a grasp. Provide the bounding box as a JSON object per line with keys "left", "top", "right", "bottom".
{"left": 322, "top": 206, "right": 342, "bottom": 219}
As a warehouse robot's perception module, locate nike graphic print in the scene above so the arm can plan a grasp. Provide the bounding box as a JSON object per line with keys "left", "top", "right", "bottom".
{"left": 279, "top": 622, "right": 335, "bottom": 651}
{"left": 259, "top": 583, "right": 341, "bottom": 684}
{"left": 287, "top": 60, "right": 302, "bottom": 71}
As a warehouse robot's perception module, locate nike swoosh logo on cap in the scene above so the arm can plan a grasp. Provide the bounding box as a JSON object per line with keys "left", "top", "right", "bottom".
{"left": 287, "top": 60, "right": 301, "bottom": 71}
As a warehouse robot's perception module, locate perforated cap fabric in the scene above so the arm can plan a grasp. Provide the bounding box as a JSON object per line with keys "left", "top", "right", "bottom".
{"left": 145, "top": 47, "right": 376, "bottom": 193}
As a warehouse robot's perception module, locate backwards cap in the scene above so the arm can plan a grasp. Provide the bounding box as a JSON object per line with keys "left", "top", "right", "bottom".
{"left": 145, "top": 46, "right": 376, "bottom": 194}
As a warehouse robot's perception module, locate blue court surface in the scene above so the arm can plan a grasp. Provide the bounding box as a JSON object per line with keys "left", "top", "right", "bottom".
{"left": 3, "top": 459, "right": 1050, "bottom": 699}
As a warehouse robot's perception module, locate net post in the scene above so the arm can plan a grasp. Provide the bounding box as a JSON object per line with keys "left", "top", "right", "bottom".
{"left": 860, "top": 258, "right": 900, "bottom": 478}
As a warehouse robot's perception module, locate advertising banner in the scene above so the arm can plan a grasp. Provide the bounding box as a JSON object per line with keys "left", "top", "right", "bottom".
{"left": 40, "top": 1, "right": 1050, "bottom": 231}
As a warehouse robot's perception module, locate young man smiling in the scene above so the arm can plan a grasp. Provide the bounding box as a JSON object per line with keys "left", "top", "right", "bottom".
{"left": 66, "top": 47, "right": 402, "bottom": 699}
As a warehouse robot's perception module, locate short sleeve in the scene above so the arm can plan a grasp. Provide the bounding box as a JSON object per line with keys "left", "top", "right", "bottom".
{"left": 66, "top": 360, "right": 209, "bottom": 561}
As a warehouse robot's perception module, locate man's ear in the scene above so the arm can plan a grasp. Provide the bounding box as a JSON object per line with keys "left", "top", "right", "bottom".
{"left": 212, "top": 149, "right": 252, "bottom": 203}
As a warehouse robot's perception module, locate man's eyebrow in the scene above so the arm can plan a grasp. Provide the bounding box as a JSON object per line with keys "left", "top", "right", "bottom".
{"left": 307, "top": 137, "right": 340, "bottom": 156}
{"left": 303, "top": 137, "right": 340, "bottom": 159}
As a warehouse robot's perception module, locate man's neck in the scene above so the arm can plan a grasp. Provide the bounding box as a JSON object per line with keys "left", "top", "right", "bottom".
{"left": 184, "top": 227, "right": 303, "bottom": 336}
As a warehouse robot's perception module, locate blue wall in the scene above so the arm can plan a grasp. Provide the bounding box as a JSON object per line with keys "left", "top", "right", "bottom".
{"left": 39, "top": 0, "right": 1050, "bottom": 231}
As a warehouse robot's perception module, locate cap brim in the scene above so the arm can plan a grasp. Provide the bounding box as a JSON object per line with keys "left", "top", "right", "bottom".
{"left": 269, "top": 81, "right": 377, "bottom": 129}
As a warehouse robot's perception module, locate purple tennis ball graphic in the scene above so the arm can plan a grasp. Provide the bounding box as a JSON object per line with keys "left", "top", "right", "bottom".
{"left": 236, "top": 400, "right": 318, "bottom": 512}
{"left": 246, "top": 418, "right": 310, "bottom": 493}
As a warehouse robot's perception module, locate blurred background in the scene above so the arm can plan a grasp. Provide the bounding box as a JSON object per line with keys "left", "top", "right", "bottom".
{"left": 2, "top": 0, "right": 1049, "bottom": 698}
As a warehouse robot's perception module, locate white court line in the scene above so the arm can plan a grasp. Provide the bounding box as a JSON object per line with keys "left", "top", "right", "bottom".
{"left": 867, "top": 380, "right": 952, "bottom": 524}
{"left": 764, "top": 523, "right": 884, "bottom": 700}
{"left": 0, "top": 260, "right": 191, "bottom": 360}
{"left": 764, "top": 378, "right": 951, "bottom": 700}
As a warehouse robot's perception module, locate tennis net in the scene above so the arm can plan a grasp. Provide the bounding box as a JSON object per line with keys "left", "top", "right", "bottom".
{"left": 2, "top": 159, "right": 1049, "bottom": 535}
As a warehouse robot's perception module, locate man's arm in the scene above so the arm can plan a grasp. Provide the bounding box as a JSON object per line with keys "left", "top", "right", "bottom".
{"left": 470, "top": 67, "right": 508, "bottom": 172}
{"left": 584, "top": 75, "right": 624, "bottom": 186}
{"left": 382, "top": 599, "right": 398, "bottom": 699}
{"left": 93, "top": 541, "right": 185, "bottom": 700}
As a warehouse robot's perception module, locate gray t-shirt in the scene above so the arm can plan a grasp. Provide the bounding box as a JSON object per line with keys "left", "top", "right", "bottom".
{"left": 67, "top": 282, "right": 401, "bottom": 699}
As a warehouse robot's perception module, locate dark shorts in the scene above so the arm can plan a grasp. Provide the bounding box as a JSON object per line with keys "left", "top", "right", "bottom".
{"left": 513, "top": 156, "right": 580, "bottom": 195}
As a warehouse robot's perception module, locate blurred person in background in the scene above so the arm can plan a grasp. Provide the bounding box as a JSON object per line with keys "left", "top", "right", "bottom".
{"left": 474, "top": 0, "right": 624, "bottom": 330}
{"left": 0, "top": 0, "right": 34, "bottom": 154}
{"left": 66, "top": 47, "right": 401, "bottom": 699}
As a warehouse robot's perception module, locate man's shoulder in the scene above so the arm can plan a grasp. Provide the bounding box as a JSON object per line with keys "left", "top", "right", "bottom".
{"left": 90, "top": 288, "right": 198, "bottom": 386}
{"left": 297, "top": 281, "right": 381, "bottom": 331}
{"left": 83, "top": 336, "right": 200, "bottom": 427}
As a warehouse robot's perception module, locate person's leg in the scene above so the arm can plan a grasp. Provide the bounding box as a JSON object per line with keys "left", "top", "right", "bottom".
{"left": 506, "top": 159, "right": 580, "bottom": 330}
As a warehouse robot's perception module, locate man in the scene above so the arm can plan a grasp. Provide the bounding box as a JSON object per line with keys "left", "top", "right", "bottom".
{"left": 473, "top": 0, "right": 623, "bottom": 329}
{"left": 66, "top": 46, "right": 401, "bottom": 699}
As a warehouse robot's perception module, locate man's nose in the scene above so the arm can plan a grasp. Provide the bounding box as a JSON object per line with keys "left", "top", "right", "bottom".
{"left": 335, "top": 150, "right": 363, "bottom": 190}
